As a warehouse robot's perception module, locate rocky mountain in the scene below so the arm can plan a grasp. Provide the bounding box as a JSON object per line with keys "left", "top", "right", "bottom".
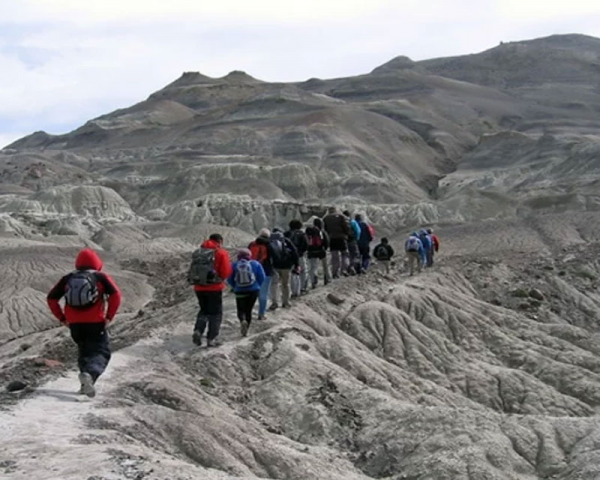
{"left": 3, "top": 33, "right": 599, "bottom": 234}
{"left": 2, "top": 34, "right": 600, "bottom": 480}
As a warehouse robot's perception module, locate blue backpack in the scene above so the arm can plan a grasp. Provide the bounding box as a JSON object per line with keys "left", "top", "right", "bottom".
{"left": 235, "top": 260, "right": 256, "bottom": 287}
{"left": 406, "top": 237, "right": 420, "bottom": 252}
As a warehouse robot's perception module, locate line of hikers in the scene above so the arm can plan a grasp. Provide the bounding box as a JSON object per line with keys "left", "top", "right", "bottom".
{"left": 188, "top": 208, "right": 441, "bottom": 347}
{"left": 44, "top": 210, "right": 439, "bottom": 397}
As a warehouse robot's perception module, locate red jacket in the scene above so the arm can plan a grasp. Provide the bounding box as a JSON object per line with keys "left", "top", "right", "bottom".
{"left": 193, "top": 240, "right": 232, "bottom": 292}
{"left": 47, "top": 248, "right": 122, "bottom": 325}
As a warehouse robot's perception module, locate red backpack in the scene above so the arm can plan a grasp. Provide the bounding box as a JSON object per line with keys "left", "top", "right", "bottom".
{"left": 249, "top": 242, "right": 268, "bottom": 263}
{"left": 308, "top": 230, "right": 323, "bottom": 248}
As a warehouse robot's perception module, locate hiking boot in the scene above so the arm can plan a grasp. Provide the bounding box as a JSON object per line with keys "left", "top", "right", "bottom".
{"left": 192, "top": 331, "right": 203, "bottom": 346}
{"left": 207, "top": 338, "right": 222, "bottom": 348}
{"left": 324, "top": 279, "right": 330, "bottom": 286}
{"left": 79, "top": 372, "right": 96, "bottom": 398}
{"left": 291, "top": 293, "right": 299, "bottom": 299}
{"left": 240, "top": 321, "right": 249, "bottom": 337}
{"left": 283, "top": 303, "right": 291, "bottom": 309}
{"left": 269, "top": 303, "right": 278, "bottom": 311}
{"left": 300, "top": 289, "right": 309, "bottom": 296}
{"left": 257, "top": 314, "right": 265, "bottom": 320}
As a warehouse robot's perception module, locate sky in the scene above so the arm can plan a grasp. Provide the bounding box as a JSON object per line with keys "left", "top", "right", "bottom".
{"left": 1, "top": 0, "right": 600, "bottom": 148}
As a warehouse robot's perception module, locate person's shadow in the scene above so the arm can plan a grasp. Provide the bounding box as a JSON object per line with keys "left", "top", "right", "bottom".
{"left": 35, "top": 389, "right": 85, "bottom": 403}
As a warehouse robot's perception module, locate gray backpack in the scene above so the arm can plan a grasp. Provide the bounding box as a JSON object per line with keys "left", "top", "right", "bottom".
{"left": 188, "top": 248, "right": 221, "bottom": 285}
{"left": 65, "top": 270, "right": 99, "bottom": 308}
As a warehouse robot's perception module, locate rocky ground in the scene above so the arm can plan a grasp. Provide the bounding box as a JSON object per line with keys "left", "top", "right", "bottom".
{"left": 1, "top": 213, "right": 600, "bottom": 479}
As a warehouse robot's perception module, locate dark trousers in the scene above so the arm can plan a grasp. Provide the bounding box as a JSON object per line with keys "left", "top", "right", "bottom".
{"left": 235, "top": 291, "right": 259, "bottom": 324}
{"left": 359, "top": 244, "right": 371, "bottom": 271}
{"left": 427, "top": 249, "right": 434, "bottom": 267}
{"left": 348, "top": 241, "right": 362, "bottom": 274}
{"left": 194, "top": 290, "right": 223, "bottom": 340}
{"left": 69, "top": 323, "right": 111, "bottom": 382}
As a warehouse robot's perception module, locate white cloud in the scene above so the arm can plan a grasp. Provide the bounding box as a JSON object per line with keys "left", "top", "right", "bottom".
{"left": 0, "top": 0, "right": 599, "bottom": 142}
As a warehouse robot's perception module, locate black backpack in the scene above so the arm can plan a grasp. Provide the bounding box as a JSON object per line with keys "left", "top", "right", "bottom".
{"left": 188, "top": 248, "right": 221, "bottom": 285}
{"left": 374, "top": 245, "right": 389, "bottom": 260}
{"left": 65, "top": 271, "right": 99, "bottom": 309}
{"left": 271, "top": 238, "right": 293, "bottom": 268}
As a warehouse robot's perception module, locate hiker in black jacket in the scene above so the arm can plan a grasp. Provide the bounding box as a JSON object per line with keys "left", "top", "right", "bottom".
{"left": 269, "top": 228, "right": 299, "bottom": 310}
{"left": 306, "top": 217, "right": 331, "bottom": 288}
{"left": 373, "top": 237, "right": 394, "bottom": 274}
{"left": 286, "top": 219, "right": 309, "bottom": 298}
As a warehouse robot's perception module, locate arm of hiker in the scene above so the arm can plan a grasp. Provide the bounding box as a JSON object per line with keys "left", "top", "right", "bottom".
{"left": 227, "top": 265, "right": 236, "bottom": 289}
{"left": 47, "top": 276, "right": 68, "bottom": 324}
{"left": 215, "top": 249, "right": 233, "bottom": 281}
{"left": 99, "top": 273, "right": 122, "bottom": 322}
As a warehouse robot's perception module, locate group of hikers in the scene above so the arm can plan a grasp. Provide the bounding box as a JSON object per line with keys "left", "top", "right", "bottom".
{"left": 45, "top": 207, "right": 439, "bottom": 397}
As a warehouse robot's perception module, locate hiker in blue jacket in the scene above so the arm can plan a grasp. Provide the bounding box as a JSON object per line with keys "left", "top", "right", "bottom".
{"left": 405, "top": 233, "right": 425, "bottom": 276}
{"left": 228, "top": 248, "right": 265, "bottom": 337}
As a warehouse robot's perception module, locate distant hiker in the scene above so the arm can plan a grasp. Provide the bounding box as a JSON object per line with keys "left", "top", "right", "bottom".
{"left": 188, "top": 233, "right": 232, "bottom": 347}
{"left": 249, "top": 228, "right": 274, "bottom": 320}
{"left": 405, "top": 233, "right": 425, "bottom": 276}
{"left": 269, "top": 228, "right": 299, "bottom": 310}
{"left": 323, "top": 207, "right": 350, "bottom": 279}
{"left": 419, "top": 229, "right": 433, "bottom": 268}
{"left": 228, "top": 248, "right": 265, "bottom": 337}
{"left": 427, "top": 228, "right": 440, "bottom": 267}
{"left": 287, "top": 219, "right": 309, "bottom": 297}
{"left": 306, "top": 217, "right": 331, "bottom": 288}
{"left": 373, "top": 237, "right": 394, "bottom": 274}
{"left": 355, "top": 214, "right": 373, "bottom": 272}
{"left": 344, "top": 210, "right": 362, "bottom": 275}
{"left": 47, "top": 248, "right": 122, "bottom": 398}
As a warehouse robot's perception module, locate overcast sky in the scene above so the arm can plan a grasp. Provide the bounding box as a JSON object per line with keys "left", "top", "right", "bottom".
{"left": 1, "top": 0, "right": 600, "bottom": 148}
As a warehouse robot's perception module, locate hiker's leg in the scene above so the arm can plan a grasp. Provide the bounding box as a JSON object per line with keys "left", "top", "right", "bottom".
{"left": 246, "top": 292, "right": 259, "bottom": 324}
{"left": 321, "top": 257, "right": 331, "bottom": 283}
{"left": 331, "top": 250, "right": 340, "bottom": 277}
{"left": 270, "top": 271, "right": 279, "bottom": 305}
{"left": 258, "top": 276, "right": 271, "bottom": 315}
{"left": 308, "top": 257, "right": 318, "bottom": 287}
{"left": 69, "top": 324, "right": 86, "bottom": 374}
{"left": 235, "top": 295, "right": 245, "bottom": 323}
{"left": 407, "top": 253, "right": 414, "bottom": 276}
{"left": 205, "top": 291, "right": 223, "bottom": 341}
{"left": 347, "top": 242, "right": 359, "bottom": 274}
{"left": 71, "top": 324, "right": 111, "bottom": 382}
{"left": 194, "top": 291, "right": 209, "bottom": 335}
{"left": 384, "top": 260, "right": 390, "bottom": 274}
{"left": 280, "top": 269, "right": 291, "bottom": 307}
{"left": 291, "top": 267, "right": 300, "bottom": 296}
{"left": 360, "top": 245, "right": 370, "bottom": 271}
{"left": 299, "top": 256, "right": 309, "bottom": 291}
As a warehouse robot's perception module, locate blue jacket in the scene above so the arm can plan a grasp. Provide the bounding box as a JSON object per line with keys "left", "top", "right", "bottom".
{"left": 228, "top": 260, "right": 266, "bottom": 293}
{"left": 358, "top": 221, "right": 373, "bottom": 247}
{"left": 419, "top": 232, "right": 432, "bottom": 252}
{"left": 350, "top": 219, "right": 361, "bottom": 242}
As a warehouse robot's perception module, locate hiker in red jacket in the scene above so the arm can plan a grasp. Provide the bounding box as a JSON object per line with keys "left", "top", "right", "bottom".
{"left": 188, "top": 234, "right": 232, "bottom": 347}
{"left": 47, "top": 248, "right": 122, "bottom": 398}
